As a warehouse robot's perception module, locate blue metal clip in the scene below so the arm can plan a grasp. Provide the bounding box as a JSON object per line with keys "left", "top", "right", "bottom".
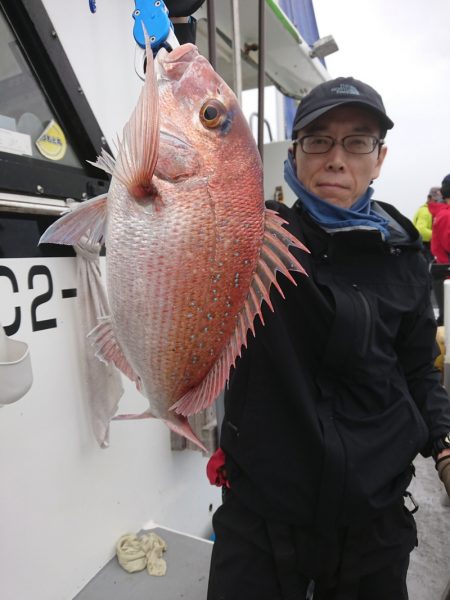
{"left": 133, "top": 0, "right": 174, "bottom": 51}
{"left": 88, "top": 0, "right": 96, "bottom": 13}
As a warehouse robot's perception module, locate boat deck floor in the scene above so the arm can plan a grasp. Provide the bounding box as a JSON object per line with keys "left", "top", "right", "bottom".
{"left": 73, "top": 527, "right": 212, "bottom": 600}
{"left": 74, "top": 456, "right": 450, "bottom": 600}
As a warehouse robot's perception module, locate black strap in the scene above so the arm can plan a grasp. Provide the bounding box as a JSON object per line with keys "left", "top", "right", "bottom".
{"left": 164, "top": 0, "right": 205, "bottom": 17}
{"left": 172, "top": 19, "right": 197, "bottom": 45}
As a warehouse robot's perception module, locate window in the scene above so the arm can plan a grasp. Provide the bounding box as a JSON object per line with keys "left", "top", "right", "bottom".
{"left": 0, "top": 0, "right": 109, "bottom": 202}
{"left": 0, "top": 12, "right": 82, "bottom": 169}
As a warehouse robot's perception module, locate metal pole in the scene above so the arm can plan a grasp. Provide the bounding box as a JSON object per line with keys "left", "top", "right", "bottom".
{"left": 206, "top": 0, "right": 217, "bottom": 69}
{"left": 257, "top": 0, "right": 265, "bottom": 162}
{"left": 230, "top": 0, "right": 242, "bottom": 105}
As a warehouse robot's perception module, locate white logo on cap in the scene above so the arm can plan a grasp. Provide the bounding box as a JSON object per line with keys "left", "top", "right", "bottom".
{"left": 331, "top": 84, "right": 360, "bottom": 96}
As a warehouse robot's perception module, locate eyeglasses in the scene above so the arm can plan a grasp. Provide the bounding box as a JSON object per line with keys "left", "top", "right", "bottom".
{"left": 294, "top": 134, "right": 383, "bottom": 155}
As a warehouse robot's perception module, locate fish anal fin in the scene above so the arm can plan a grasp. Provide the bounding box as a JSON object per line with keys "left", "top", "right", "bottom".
{"left": 39, "top": 194, "right": 108, "bottom": 246}
{"left": 88, "top": 318, "right": 142, "bottom": 391}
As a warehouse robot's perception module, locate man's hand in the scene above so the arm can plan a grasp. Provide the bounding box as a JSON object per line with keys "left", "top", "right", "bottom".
{"left": 436, "top": 449, "right": 450, "bottom": 498}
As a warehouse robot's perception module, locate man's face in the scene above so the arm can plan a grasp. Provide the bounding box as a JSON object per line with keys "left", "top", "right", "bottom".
{"left": 294, "top": 106, "right": 388, "bottom": 208}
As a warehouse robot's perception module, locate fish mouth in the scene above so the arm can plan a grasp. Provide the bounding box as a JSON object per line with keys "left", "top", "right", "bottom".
{"left": 155, "top": 44, "right": 200, "bottom": 83}
{"left": 164, "top": 44, "right": 198, "bottom": 63}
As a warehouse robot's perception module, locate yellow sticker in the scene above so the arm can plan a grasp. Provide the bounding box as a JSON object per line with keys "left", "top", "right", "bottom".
{"left": 35, "top": 120, "right": 67, "bottom": 161}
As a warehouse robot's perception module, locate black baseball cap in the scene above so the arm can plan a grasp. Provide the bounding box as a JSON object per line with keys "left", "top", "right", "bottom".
{"left": 292, "top": 76, "right": 394, "bottom": 139}
{"left": 442, "top": 174, "right": 450, "bottom": 186}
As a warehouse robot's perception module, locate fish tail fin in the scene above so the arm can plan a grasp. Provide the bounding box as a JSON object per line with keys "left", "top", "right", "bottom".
{"left": 163, "top": 416, "right": 207, "bottom": 453}
{"left": 114, "top": 32, "right": 159, "bottom": 198}
{"left": 39, "top": 194, "right": 108, "bottom": 246}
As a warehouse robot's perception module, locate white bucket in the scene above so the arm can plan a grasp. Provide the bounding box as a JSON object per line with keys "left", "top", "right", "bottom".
{"left": 0, "top": 324, "right": 33, "bottom": 406}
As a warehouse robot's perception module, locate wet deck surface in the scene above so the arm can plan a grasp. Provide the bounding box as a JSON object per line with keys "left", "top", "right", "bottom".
{"left": 407, "top": 455, "right": 450, "bottom": 600}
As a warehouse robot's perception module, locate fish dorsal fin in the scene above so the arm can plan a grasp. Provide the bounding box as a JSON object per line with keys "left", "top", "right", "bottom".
{"left": 114, "top": 37, "right": 159, "bottom": 198}
{"left": 88, "top": 317, "right": 142, "bottom": 390}
{"left": 171, "top": 208, "right": 309, "bottom": 416}
{"left": 39, "top": 194, "right": 108, "bottom": 246}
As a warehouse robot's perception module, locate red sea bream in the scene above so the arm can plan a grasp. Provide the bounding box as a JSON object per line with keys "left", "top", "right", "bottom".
{"left": 40, "top": 43, "right": 308, "bottom": 451}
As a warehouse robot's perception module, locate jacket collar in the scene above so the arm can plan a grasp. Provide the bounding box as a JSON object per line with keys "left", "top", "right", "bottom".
{"left": 294, "top": 199, "right": 422, "bottom": 259}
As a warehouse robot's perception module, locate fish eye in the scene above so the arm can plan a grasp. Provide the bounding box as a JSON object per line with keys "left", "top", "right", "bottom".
{"left": 200, "top": 99, "right": 227, "bottom": 129}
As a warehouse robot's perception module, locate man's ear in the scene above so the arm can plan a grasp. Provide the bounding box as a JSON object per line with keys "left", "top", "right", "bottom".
{"left": 372, "top": 144, "right": 387, "bottom": 180}
{"left": 289, "top": 146, "right": 296, "bottom": 164}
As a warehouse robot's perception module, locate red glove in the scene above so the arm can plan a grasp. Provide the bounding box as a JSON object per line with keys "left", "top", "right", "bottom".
{"left": 206, "top": 448, "right": 230, "bottom": 488}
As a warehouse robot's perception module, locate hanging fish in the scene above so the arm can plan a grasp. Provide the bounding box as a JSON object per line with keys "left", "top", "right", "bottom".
{"left": 40, "top": 42, "right": 308, "bottom": 451}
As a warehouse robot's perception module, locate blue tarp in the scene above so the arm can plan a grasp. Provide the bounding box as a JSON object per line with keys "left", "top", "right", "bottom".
{"left": 278, "top": 0, "right": 322, "bottom": 137}
{"left": 279, "top": 0, "right": 320, "bottom": 46}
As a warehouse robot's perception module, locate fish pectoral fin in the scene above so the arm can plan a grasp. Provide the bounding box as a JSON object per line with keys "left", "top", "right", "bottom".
{"left": 171, "top": 208, "right": 309, "bottom": 418}
{"left": 163, "top": 415, "right": 207, "bottom": 453}
{"left": 155, "top": 131, "right": 201, "bottom": 182}
{"left": 88, "top": 318, "right": 142, "bottom": 391}
{"left": 39, "top": 194, "right": 108, "bottom": 246}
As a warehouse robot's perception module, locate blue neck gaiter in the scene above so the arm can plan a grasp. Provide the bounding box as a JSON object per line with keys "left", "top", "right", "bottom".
{"left": 283, "top": 152, "right": 390, "bottom": 240}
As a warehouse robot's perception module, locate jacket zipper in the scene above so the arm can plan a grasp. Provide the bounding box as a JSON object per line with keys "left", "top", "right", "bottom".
{"left": 352, "top": 284, "right": 371, "bottom": 354}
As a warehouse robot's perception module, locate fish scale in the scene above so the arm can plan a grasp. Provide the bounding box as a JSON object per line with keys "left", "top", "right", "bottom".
{"left": 40, "top": 41, "right": 308, "bottom": 451}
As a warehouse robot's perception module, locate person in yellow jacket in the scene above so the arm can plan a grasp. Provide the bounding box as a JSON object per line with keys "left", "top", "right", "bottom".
{"left": 413, "top": 186, "right": 442, "bottom": 260}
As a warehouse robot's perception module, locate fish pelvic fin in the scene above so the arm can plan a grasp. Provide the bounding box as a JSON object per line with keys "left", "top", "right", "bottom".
{"left": 114, "top": 34, "right": 159, "bottom": 199}
{"left": 171, "top": 208, "right": 309, "bottom": 417}
{"left": 39, "top": 194, "right": 108, "bottom": 246}
{"left": 88, "top": 317, "right": 142, "bottom": 391}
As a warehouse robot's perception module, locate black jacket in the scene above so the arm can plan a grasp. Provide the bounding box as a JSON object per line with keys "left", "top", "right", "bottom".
{"left": 221, "top": 199, "right": 450, "bottom": 531}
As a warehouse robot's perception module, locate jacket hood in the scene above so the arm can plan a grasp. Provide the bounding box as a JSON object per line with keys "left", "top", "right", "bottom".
{"left": 372, "top": 201, "right": 421, "bottom": 249}
{"left": 428, "top": 201, "right": 450, "bottom": 218}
